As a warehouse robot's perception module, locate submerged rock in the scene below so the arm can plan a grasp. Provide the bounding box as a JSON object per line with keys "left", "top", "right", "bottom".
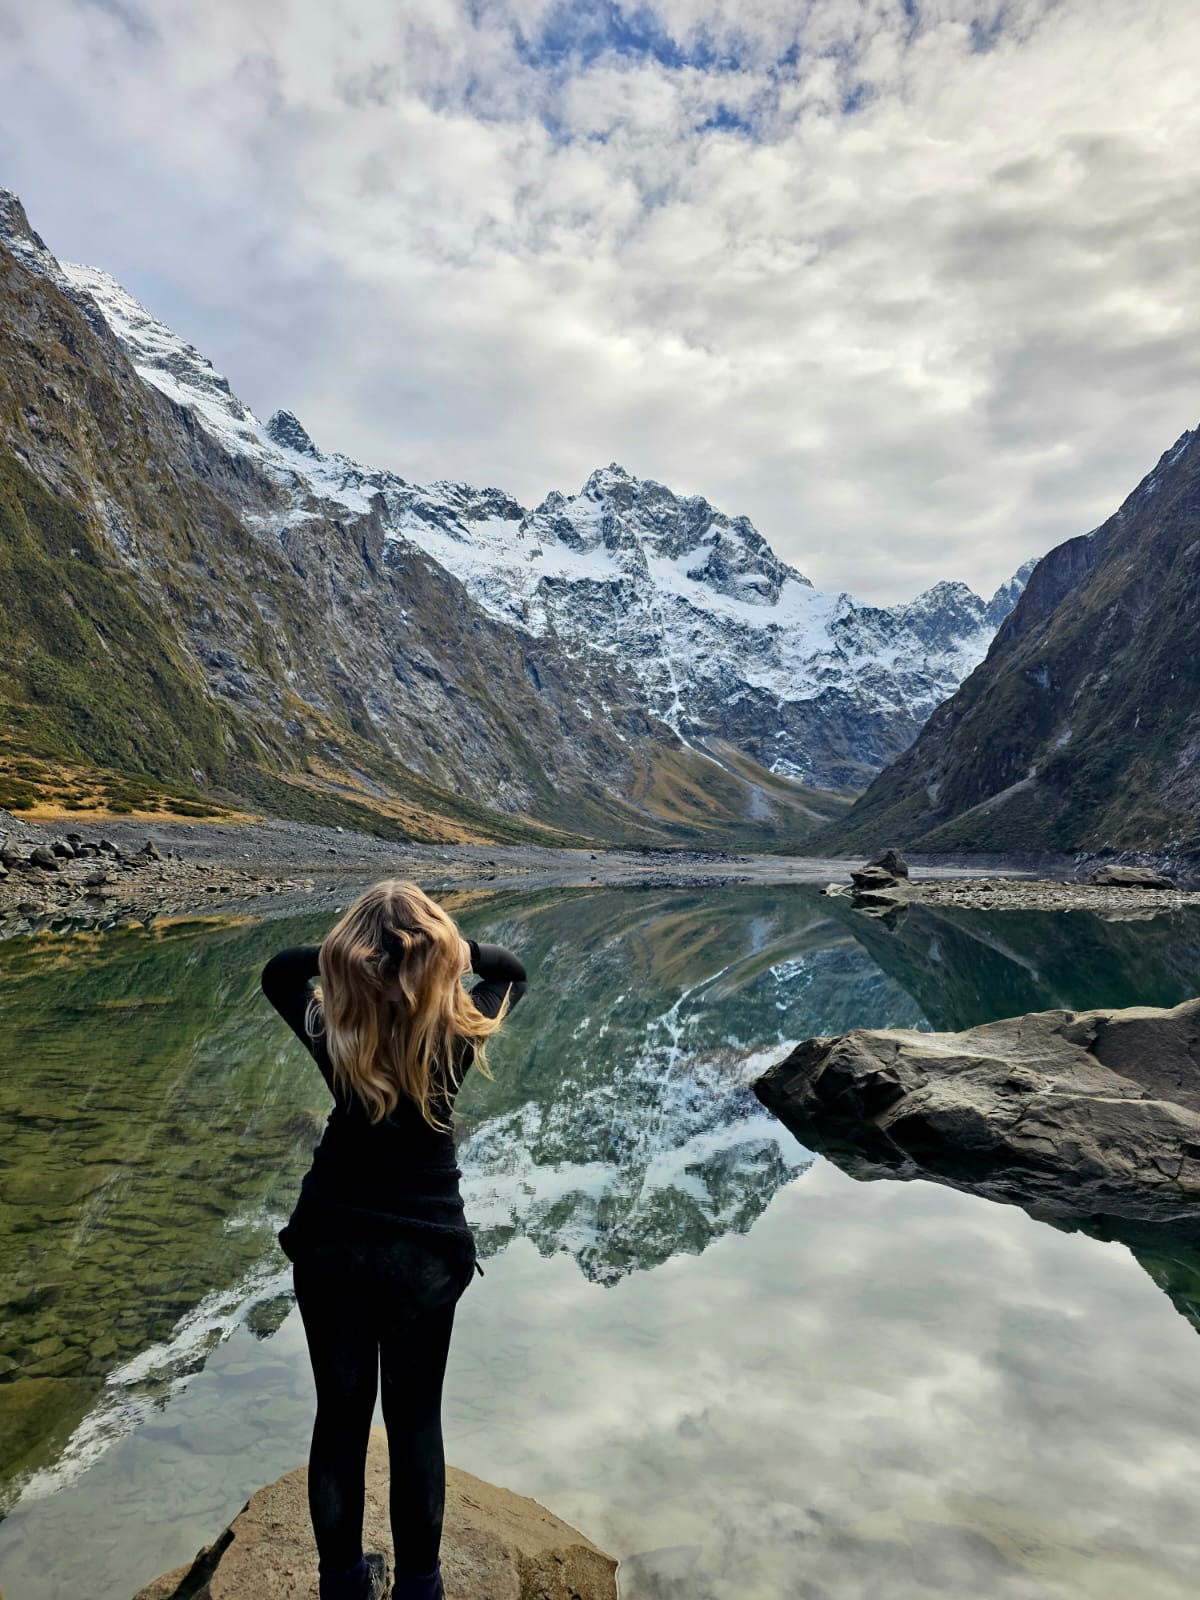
{"left": 753, "top": 999, "right": 1200, "bottom": 1223}
{"left": 132, "top": 1428, "right": 618, "bottom": 1599}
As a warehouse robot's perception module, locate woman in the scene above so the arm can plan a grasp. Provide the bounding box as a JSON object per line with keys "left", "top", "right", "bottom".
{"left": 261, "top": 879, "right": 528, "bottom": 1600}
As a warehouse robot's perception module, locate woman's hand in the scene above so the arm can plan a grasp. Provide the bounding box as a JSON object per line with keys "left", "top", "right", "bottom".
{"left": 459, "top": 937, "right": 472, "bottom": 975}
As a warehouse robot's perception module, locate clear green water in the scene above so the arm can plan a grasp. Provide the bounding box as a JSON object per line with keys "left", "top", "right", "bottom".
{"left": 2, "top": 887, "right": 1200, "bottom": 1598}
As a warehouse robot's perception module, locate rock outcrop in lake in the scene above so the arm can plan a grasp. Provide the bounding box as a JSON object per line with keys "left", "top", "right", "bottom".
{"left": 753, "top": 991, "right": 1200, "bottom": 1341}
{"left": 133, "top": 1428, "right": 617, "bottom": 1600}
{"left": 820, "top": 421, "right": 1200, "bottom": 856}
{"left": 753, "top": 998, "right": 1200, "bottom": 1223}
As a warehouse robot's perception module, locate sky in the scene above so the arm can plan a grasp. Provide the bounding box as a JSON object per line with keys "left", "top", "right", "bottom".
{"left": 0, "top": 0, "right": 1198, "bottom": 603}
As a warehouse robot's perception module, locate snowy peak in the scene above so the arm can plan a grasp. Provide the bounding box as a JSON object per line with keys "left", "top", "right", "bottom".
{"left": 893, "top": 580, "right": 996, "bottom": 650}
{"left": 0, "top": 189, "right": 68, "bottom": 289}
{"left": 265, "top": 409, "right": 322, "bottom": 458}
{"left": 60, "top": 260, "right": 261, "bottom": 450}
{"left": 544, "top": 465, "right": 811, "bottom": 605}
{"left": 985, "top": 558, "right": 1039, "bottom": 627}
{"left": 890, "top": 569, "right": 1039, "bottom": 655}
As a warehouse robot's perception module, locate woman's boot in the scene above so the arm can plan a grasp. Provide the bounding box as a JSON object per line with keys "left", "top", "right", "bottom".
{"left": 390, "top": 1559, "right": 443, "bottom": 1599}
{"left": 318, "top": 1551, "right": 390, "bottom": 1600}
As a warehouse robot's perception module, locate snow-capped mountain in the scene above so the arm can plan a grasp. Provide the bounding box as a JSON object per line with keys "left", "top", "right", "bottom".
{"left": 54, "top": 245, "right": 1030, "bottom": 792}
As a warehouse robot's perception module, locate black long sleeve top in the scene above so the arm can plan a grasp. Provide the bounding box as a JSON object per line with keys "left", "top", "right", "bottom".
{"left": 261, "top": 939, "right": 527, "bottom": 1264}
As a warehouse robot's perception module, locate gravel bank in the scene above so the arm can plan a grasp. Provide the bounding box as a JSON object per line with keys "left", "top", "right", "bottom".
{"left": 0, "top": 809, "right": 1036, "bottom": 933}
{"left": 827, "top": 876, "right": 1200, "bottom": 914}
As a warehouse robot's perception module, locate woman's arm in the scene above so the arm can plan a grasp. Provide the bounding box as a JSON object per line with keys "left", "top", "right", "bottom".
{"left": 261, "top": 945, "right": 324, "bottom": 1056}
{"left": 465, "top": 939, "right": 528, "bottom": 1019}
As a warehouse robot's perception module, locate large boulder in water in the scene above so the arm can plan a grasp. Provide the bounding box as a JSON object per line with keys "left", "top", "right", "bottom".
{"left": 870, "top": 848, "right": 909, "bottom": 879}
{"left": 753, "top": 998, "right": 1200, "bottom": 1223}
{"left": 133, "top": 1427, "right": 618, "bottom": 1599}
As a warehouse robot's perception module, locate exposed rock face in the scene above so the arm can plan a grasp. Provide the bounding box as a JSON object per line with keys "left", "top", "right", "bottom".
{"left": 265, "top": 409, "right": 321, "bottom": 458}
{"left": 871, "top": 849, "right": 908, "bottom": 879}
{"left": 1089, "top": 865, "right": 1175, "bottom": 889}
{"left": 821, "top": 423, "right": 1200, "bottom": 855}
{"left": 132, "top": 1428, "right": 617, "bottom": 1600}
{"left": 753, "top": 999, "right": 1200, "bottom": 1223}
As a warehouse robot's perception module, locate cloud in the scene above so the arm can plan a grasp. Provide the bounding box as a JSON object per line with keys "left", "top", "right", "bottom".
{"left": 441, "top": 1164, "right": 1200, "bottom": 1595}
{"left": 1, "top": 0, "right": 1198, "bottom": 600}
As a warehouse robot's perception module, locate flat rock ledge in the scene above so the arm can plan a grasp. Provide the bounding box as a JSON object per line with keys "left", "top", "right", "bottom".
{"left": 753, "top": 998, "right": 1200, "bottom": 1223}
{"left": 132, "top": 1429, "right": 617, "bottom": 1600}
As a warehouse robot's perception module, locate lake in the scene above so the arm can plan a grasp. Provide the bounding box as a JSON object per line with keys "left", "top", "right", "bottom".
{"left": 2, "top": 885, "right": 1200, "bottom": 1598}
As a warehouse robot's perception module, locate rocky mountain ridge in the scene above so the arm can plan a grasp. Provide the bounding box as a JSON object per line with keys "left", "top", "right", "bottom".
{"left": 48, "top": 203, "right": 1028, "bottom": 793}
{"left": 1, "top": 186, "right": 1027, "bottom": 838}
{"left": 822, "top": 423, "right": 1200, "bottom": 855}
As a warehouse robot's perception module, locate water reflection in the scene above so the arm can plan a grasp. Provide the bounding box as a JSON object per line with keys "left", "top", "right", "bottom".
{"left": 452, "top": 887, "right": 926, "bottom": 1283}
{"left": 2, "top": 887, "right": 1200, "bottom": 1598}
{"left": 0, "top": 915, "right": 340, "bottom": 1511}
{"left": 823, "top": 898, "right": 1200, "bottom": 1028}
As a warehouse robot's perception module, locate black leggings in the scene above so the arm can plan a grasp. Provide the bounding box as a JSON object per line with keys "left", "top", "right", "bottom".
{"left": 292, "top": 1232, "right": 472, "bottom": 1575}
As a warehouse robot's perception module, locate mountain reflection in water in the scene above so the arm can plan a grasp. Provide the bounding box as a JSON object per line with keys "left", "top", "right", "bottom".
{"left": 2, "top": 886, "right": 1200, "bottom": 1535}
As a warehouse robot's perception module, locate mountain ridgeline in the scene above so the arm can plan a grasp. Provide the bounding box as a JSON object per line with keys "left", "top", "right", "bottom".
{"left": 824, "top": 425, "right": 1200, "bottom": 857}
{"left": 0, "top": 187, "right": 1028, "bottom": 846}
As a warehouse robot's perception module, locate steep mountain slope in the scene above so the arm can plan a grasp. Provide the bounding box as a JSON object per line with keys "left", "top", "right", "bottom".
{"left": 821, "top": 426, "right": 1200, "bottom": 855}
{"left": 49, "top": 218, "right": 1029, "bottom": 795}
{"left": 0, "top": 188, "right": 1028, "bottom": 840}
{"left": 0, "top": 193, "right": 811, "bottom": 844}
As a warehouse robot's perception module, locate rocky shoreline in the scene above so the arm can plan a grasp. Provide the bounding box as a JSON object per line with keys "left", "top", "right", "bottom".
{"left": 0, "top": 808, "right": 1045, "bottom": 931}
{"left": 826, "top": 875, "right": 1198, "bottom": 913}
{"left": 3, "top": 807, "right": 1196, "bottom": 931}
{"left": 823, "top": 850, "right": 1198, "bottom": 915}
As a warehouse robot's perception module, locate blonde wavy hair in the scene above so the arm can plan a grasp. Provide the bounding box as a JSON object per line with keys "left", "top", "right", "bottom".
{"left": 304, "top": 879, "right": 507, "bottom": 1130}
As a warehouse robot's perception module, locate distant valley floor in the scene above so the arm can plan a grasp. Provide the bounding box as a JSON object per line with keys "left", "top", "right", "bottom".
{"left": 4, "top": 808, "right": 1198, "bottom": 929}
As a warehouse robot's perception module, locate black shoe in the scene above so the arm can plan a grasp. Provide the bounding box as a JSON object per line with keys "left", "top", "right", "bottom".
{"left": 389, "top": 1561, "right": 442, "bottom": 1599}
{"left": 365, "top": 1551, "right": 391, "bottom": 1599}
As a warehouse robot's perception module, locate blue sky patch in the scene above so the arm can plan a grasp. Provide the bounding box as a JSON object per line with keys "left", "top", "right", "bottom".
{"left": 514, "top": 1, "right": 739, "bottom": 73}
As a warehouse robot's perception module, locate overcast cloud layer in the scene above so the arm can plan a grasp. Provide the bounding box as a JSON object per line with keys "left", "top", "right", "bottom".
{"left": 1, "top": 0, "right": 1198, "bottom": 600}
